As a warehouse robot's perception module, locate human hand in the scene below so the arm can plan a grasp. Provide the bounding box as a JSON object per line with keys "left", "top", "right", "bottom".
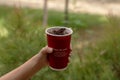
{"left": 36, "top": 46, "right": 53, "bottom": 68}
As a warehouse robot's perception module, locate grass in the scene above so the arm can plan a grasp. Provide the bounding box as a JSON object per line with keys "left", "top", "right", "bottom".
{"left": 0, "top": 5, "right": 120, "bottom": 80}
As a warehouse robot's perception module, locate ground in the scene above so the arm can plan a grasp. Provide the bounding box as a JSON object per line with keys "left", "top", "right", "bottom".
{"left": 0, "top": 0, "right": 120, "bottom": 16}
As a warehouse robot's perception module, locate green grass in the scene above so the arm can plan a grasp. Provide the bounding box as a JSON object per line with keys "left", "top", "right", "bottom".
{"left": 0, "top": 5, "right": 120, "bottom": 80}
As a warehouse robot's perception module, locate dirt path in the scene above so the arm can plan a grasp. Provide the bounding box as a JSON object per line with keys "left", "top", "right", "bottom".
{"left": 0, "top": 0, "right": 120, "bottom": 16}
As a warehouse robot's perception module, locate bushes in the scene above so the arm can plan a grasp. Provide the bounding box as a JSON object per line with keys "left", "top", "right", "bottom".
{"left": 0, "top": 6, "right": 120, "bottom": 80}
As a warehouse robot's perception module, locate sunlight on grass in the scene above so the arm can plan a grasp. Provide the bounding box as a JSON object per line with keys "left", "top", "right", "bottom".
{"left": 0, "top": 19, "right": 8, "bottom": 38}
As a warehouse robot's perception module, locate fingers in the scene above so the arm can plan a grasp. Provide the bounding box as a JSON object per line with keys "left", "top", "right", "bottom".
{"left": 40, "top": 46, "right": 53, "bottom": 55}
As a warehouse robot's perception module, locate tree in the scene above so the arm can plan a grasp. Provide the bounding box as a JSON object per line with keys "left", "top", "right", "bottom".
{"left": 43, "top": 0, "right": 48, "bottom": 27}
{"left": 64, "top": 0, "right": 69, "bottom": 26}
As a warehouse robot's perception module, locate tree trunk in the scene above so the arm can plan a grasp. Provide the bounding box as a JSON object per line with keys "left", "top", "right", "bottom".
{"left": 43, "top": 0, "right": 48, "bottom": 27}
{"left": 64, "top": 0, "right": 69, "bottom": 26}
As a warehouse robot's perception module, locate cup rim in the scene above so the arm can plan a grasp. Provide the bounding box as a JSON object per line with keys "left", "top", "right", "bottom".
{"left": 45, "top": 27, "right": 73, "bottom": 37}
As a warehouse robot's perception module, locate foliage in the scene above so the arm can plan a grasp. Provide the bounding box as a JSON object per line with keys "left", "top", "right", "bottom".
{"left": 0, "top": 5, "right": 120, "bottom": 80}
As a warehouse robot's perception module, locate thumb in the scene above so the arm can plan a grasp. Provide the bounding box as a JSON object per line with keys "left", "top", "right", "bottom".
{"left": 41, "top": 46, "right": 53, "bottom": 55}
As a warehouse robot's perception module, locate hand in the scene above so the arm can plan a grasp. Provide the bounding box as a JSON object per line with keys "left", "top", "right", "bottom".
{"left": 37, "top": 46, "right": 53, "bottom": 68}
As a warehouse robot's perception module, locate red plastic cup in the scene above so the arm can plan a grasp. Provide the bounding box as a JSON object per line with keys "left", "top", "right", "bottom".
{"left": 45, "top": 27, "right": 73, "bottom": 71}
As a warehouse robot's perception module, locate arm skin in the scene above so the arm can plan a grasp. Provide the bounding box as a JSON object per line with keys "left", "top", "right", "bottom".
{"left": 0, "top": 46, "right": 53, "bottom": 80}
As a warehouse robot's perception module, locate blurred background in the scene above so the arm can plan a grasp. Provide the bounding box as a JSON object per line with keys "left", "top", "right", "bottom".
{"left": 0, "top": 0, "right": 120, "bottom": 80}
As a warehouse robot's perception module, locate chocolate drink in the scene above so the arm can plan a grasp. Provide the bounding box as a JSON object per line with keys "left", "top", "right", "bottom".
{"left": 49, "top": 28, "right": 69, "bottom": 35}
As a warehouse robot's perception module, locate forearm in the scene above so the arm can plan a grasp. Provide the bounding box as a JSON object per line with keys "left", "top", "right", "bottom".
{"left": 0, "top": 53, "right": 44, "bottom": 80}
